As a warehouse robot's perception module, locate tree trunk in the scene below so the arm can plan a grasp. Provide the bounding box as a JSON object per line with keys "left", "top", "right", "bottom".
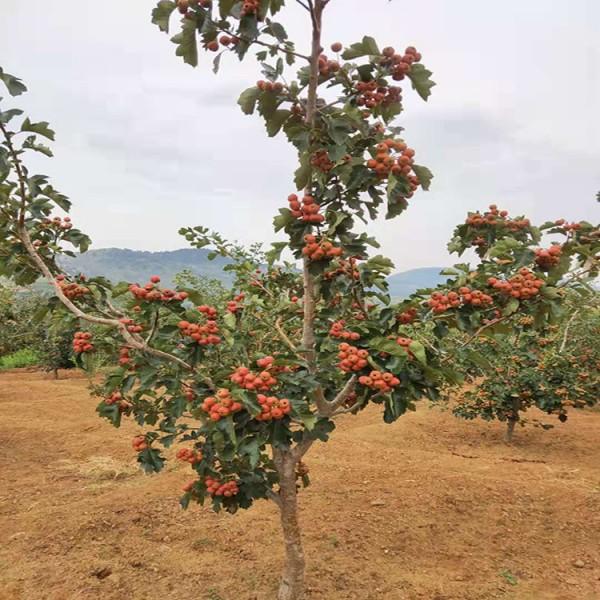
{"left": 505, "top": 418, "right": 516, "bottom": 443}
{"left": 275, "top": 449, "right": 306, "bottom": 600}
{"left": 505, "top": 397, "right": 521, "bottom": 443}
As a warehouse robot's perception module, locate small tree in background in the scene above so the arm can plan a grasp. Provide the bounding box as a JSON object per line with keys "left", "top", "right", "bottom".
{"left": 449, "top": 293, "right": 600, "bottom": 441}
{"left": 0, "top": 1, "right": 598, "bottom": 596}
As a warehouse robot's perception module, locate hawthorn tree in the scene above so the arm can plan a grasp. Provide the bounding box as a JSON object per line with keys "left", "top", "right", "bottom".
{"left": 0, "top": 1, "right": 598, "bottom": 598}
{"left": 448, "top": 293, "right": 600, "bottom": 441}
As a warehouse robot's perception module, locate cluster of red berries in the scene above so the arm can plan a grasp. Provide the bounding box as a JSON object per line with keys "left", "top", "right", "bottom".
{"left": 178, "top": 318, "right": 220, "bottom": 346}
{"left": 288, "top": 194, "right": 324, "bottom": 224}
{"left": 329, "top": 320, "right": 361, "bottom": 341}
{"left": 488, "top": 269, "right": 544, "bottom": 300}
{"left": 42, "top": 215, "right": 72, "bottom": 230}
{"left": 355, "top": 80, "right": 402, "bottom": 108}
{"left": 201, "top": 389, "right": 243, "bottom": 422}
{"left": 396, "top": 336, "right": 413, "bottom": 349}
{"left": 118, "top": 346, "right": 132, "bottom": 366}
{"left": 358, "top": 371, "right": 401, "bottom": 393}
{"left": 218, "top": 34, "right": 240, "bottom": 48}
{"left": 302, "top": 234, "right": 343, "bottom": 261}
{"left": 105, "top": 391, "right": 132, "bottom": 412}
{"left": 177, "top": 0, "right": 210, "bottom": 15}
{"left": 257, "top": 80, "right": 284, "bottom": 93}
{"left": 562, "top": 221, "right": 583, "bottom": 232}
{"left": 366, "top": 140, "right": 419, "bottom": 188}
{"left": 256, "top": 395, "right": 292, "bottom": 421}
{"left": 205, "top": 477, "right": 239, "bottom": 498}
{"left": 72, "top": 331, "right": 93, "bottom": 353}
{"left": 397, "top": 307, "right": 418, "bottom": 324}
{"left": 338, "top": 343, "right": 369, "bottom": 373}
{"left": 183, "top": 386, "right": 195, "bottom": 403}
{"left": 318, "top": 54, "right": 341, "bottom": 77}
{"left": 428, "top": 287, "right": 494, "bottom": 313}
{"left": 380, "top": 46, "right": 422, "bottom": 81}
{"left": 128, "top": 276, "right": 188, "bottom": 303}
{"left": 198, "top": 304, "right": 218, "bottom": 318}
{"left": 311, "top": 150, "right": 335, "bottom": 173}
{"left": 241, "top": 0, "right": 260, "bottom": 17}
{"left": 466, "top": 205, "right": 530, "bottom": 231}
{"left": 176, "top": 447, "right": 203, "bottom": 465}
{"left": 230, "top": 356, "right": 278, "bottom": 391}
{"left": 119, "top": 318, "right": 144, "bottom": 334}
{"left": 535, "top": 245, "right": 562, "bottom": 269}
{"left": 56, "top": 274, "right": 90, "bottom": 300}
{"left": 226, "top": 293, "right": 245, "bottom": 314}
{"left": 324, "top": 256, "right": 361, "bottom": 281}
{"left": 132, "top": 435, "right": 148, "bottom": 452}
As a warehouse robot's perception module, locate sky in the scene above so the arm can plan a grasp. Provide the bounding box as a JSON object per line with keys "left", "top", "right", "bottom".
{"left": 2, "top": 0, "right": 599, "bottom": 272}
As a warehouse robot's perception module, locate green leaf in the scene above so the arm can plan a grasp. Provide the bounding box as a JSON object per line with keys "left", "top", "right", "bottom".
{"left": 218, "top": 0, "right": 238, "bottom": 18}
{"left": 0, "top": 68, "right": 27, "bottom": 96}
{"left": 502, "top": 297, "right": 520, "bottom": 316}
{"left": 238, "top": 86, "right": 260, "bottom": 115}
{"left": 22, "top": 135, "right": 52, "bottom": 157}
{"left": 152, "top": 1, "right": 177, "bottom": 33}
{"left": 21, "top": 117, "right": 54, "bottom": 141}
{"left": 408, "top": 340, "right": 427, "bottom": 365}
{"left": 294, "top": 153, "right": 311, "bottom": 189}
{"left": 171, "top": 17, "right": 198, "bottom": 67}
{"left": 223, "top": 312, "right": 237, "bottom": 330}
{"left": 407, "top": 64, "right": 436, "bottom": 101}
{"left": 412, "top": 164, "right": 433, "bottom": 191}
{"left": 341, "top": 36, "right": 380, "bottom": 60}
{"left": 266, "top": 109, "right": 291, "bottom": 137}
{"left": 0, "top": 108, "right": 23, "bottom": 124}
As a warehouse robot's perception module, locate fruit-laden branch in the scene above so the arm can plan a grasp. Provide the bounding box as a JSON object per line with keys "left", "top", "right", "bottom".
{"left": 0, "top": 121, "right": 197, "bottom": 374}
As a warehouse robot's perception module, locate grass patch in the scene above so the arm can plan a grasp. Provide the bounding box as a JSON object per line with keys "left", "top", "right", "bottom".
{"left": 0, "top": 348, "right": 40, "bottom": 370}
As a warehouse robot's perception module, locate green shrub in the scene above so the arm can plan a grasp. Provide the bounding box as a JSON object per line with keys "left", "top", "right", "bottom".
{"left": 0, "top": 348, "right": 41, "bottom": 370}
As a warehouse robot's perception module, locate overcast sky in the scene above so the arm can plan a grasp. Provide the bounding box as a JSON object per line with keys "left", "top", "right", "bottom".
{"left": 2, "top": 0, "right": 599, "bottom": 272}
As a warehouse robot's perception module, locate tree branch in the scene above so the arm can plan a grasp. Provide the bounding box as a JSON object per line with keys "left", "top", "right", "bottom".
{"left": 0, "top": 120, "right": 28, "bottom": 226}
{"left": 559, "top": 309, "right": 579, "bottom": 354}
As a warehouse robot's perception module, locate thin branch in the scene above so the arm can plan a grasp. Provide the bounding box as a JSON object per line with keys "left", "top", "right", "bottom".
{"left": 275, "top": 317, "right": 299, "bottom": 352}
{"left": 559, "top": 309, "right": 579, "bottom": 354}
{"left": 292, "top": 437, "right": 314, "bottom": 461}
{"left": 217, "top": 24, "right": 310, "bottom": 62}
{"left": 0, "top": 120, "right": 28, "bottom": 226}
{"left": 266, "top": 488, "right": 283, "bottom": 508}
{"left": 329, "top": 374, "right": 357, "bottom": 410}
{"left": 145, "top": 310, "right": 160, "bottom": 345}
{"left": 294, "top": 0, "right": 311, "bottom": 11}
{"left": 445, "top": 316, "right": 510, "bottom": 360}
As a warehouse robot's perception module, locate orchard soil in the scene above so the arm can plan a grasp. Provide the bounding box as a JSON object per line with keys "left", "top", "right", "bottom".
{"left": 1, "top": 371, "right": 599, "bottom": 600}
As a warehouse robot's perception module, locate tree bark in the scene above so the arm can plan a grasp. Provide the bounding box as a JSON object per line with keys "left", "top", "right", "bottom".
{"left": 274, "top": 449, "right": 306, "bottom": 600}
{"left": 505, "top": 397, "right": 520, "bottom": 443}
{"left": 505, "top": 418, "right": 516, "bottom": 443}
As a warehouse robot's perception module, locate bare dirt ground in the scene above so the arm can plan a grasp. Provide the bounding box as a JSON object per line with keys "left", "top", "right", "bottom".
{"left": 0, "top": 370, "right": 599, "bottom": 600}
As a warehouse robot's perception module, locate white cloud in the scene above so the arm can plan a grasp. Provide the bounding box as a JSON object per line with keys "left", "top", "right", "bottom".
{"left": 1, "top": 0, "right": 598, "bottom": 272}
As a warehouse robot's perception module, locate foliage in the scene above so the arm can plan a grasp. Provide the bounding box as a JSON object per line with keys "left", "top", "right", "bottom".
{"left": 448, "top": 295, "right": 600, "bottom": 437}
{"left": 0, "top": 347, "right": 40, "bottom": 370}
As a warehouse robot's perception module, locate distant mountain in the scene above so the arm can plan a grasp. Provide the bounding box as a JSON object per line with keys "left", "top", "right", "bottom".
{"left": 59, "top": 248, "right": 235, "bottom": 287}
{"left": 387, "top": 267, "right": 448, "bottom": 298}
{"left": 59, "top": 248, "right": 446, "bottom": 298}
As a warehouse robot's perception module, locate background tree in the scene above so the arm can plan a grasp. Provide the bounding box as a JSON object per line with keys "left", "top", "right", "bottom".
{"left": 0, "top": 2, "right": 598, "bottom": 598}
{"left": 448, "top": 293, "right": 599, "bottom": 441}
